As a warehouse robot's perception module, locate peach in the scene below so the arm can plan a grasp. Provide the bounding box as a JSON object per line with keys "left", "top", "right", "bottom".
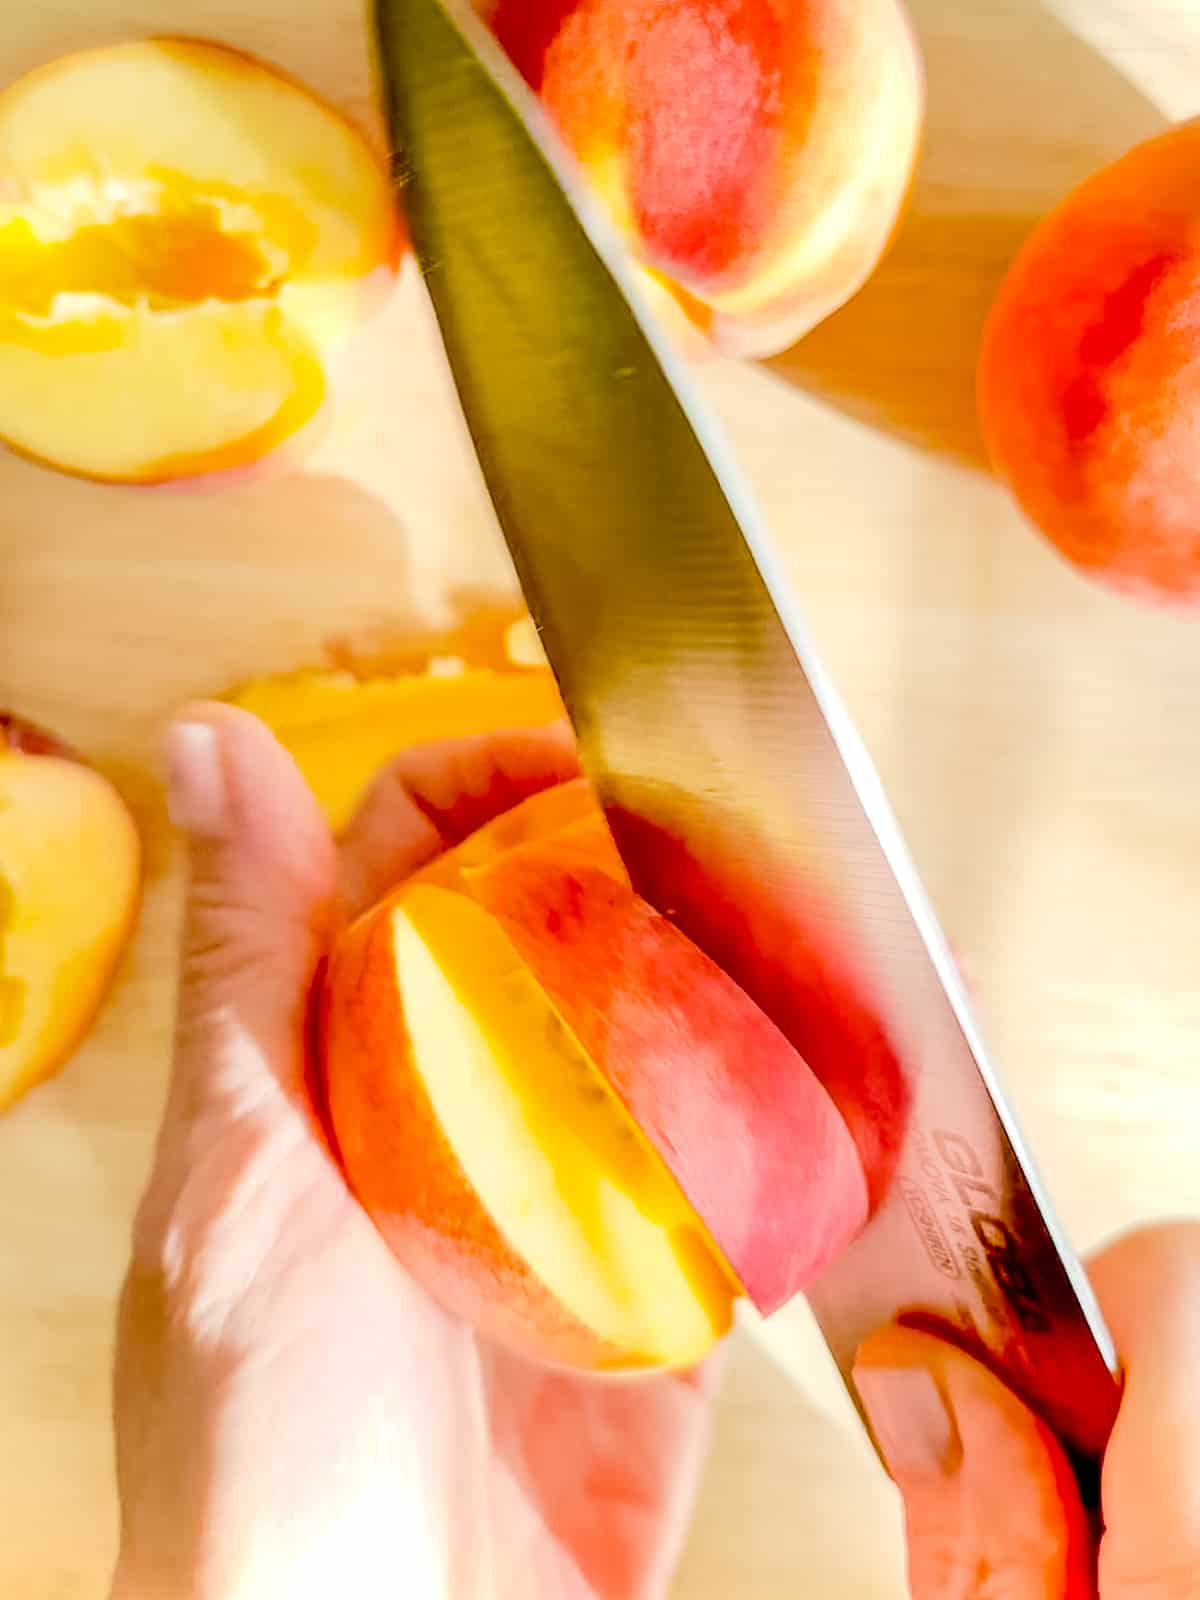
{"left": 467, "top": 812, "right": 872, "bottom": 1310}
{"left": 227, "top": 656, "right": 565, "bottom": 830}
{"left": 979, "top": 122, "right": 1200, "bottom": 606}
{"left": 321, "top": 782, "right": 868, "bottom": 1370}
{"left": 0, "top": 715, "right": 141, "bottom": 1111}
{"left": 487, "top": 0, "right": 923, "bottom": 357}
{"left": 0, "top": 39, "right": 402, "bottom": 484}
{"left": 410, "top": 778, "right": 606, "bottom": 889}
{"left": 603, "top": 804, "right": 910, "bottom": 1214}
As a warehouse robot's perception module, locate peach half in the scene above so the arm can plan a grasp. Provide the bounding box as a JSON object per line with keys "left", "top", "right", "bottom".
{"left": 488, "top": 0, "right": 924, "bottom": 357}
{"left": 0, "top": 715, "right": 141, "bottom": 1111}
{"left": 0, "top": 39, "right": 402, "bottom": 483}
{"left": 321, "top": 780, "right": 868, "bottom": 1371}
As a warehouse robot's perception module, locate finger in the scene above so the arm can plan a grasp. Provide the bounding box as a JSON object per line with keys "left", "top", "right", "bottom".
{"left": 338, "top": 721, "right": 579, "bottom": 916}
{"left": 163, "top": 701, "right": 337, "bottom": 1122}
{"left": 1089, "top": 1221, "right": 1200, "bottom": 1599}
{"left": 854, "top": 1326, "right": 1093, "bottom": 1599}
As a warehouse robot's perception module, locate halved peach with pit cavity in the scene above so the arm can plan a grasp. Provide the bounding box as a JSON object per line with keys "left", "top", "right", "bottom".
{"left": 0, "top": 38, "right": 402, "bottom": 483}
{"left": 0, "top": 715, "right": 141, "bottom": 1111}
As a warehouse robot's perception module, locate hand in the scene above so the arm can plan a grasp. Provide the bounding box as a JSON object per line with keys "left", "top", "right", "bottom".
{"left": 111, "top": 705, "right": 718, "bottom": 1600}
{"left": 112, "top": 706, "right": 1199, "bottom": 1600}
{"left": 854, "top": 1220, "right": 1200, "bottom": 1598}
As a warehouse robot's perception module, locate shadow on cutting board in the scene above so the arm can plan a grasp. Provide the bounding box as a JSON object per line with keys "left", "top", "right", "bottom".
{"left": 765, "top": 0, "right": 1168, "bottom": 470}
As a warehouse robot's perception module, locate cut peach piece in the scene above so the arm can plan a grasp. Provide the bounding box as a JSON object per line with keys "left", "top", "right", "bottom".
{"left": 411, "top": 778, "right": 617, "bottom": 891}
{"left": 322, "top": 780, "right": 868, "bottom": 1366}
{"left": 228, "top": 663, "right": 565, "bottom": 829}
{"left": 0, "top": 715, "right": 141, "bottom": 1111}
{"left": 604, "top": 805, "right": 911, "bottom": 1214}
{"left": 468, "top": 834, "right": 870, "bottom": 1312}
{"left": 489, "top": 0, "right": 923, "bottom": 357}
{"left": 979, "top": 122, "right": 1200, "bottom": 605}
{"left": 0, "top": 39, "right": 402, "bottom": 483}
{"left": 324, "top": 879, "right": 736, "bottom": 1369}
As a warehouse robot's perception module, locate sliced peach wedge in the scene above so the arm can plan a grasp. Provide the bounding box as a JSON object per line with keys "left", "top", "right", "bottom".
{"left": 0, "top": 39, "right": 402, "bottom": 483}
{"left": 322, "top": 781, "right": 869, "bottom": 1371}
{"left": 0, "top": 716, "right": 141, "bottom": 1112}
{"left": 329, "top": 877, "right": 737, "bottom": 1368}
{"left": 228, "top": 656, "right": 566, "bottom": 830}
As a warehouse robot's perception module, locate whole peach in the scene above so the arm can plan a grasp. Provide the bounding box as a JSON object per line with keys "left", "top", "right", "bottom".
{"left": 979, "top": 122, "right": 1200, "bottom": 606}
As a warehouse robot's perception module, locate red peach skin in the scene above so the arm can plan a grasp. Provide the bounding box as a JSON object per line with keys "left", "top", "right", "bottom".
{"left": 470, "top": 838, "right": 871, "bottom": 1312}
{"left": 489, "top": 0, "right": 924, "bottom": 357}
{"left": 979, "top": 121, "right": 1200, "bottom": 606}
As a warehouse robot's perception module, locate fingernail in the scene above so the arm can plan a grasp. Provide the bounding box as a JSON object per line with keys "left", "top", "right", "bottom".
{"left": 855, "top": 1365, "right": 963, "bottom": 1481}
{"left": 166, "top": 721, "right": 228, "bottom": 837}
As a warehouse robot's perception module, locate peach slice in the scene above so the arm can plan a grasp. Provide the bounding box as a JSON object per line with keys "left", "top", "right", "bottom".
{"left": 322, "top": 782, "right": 869, "bottom": 1369}
{"left": 228, "top": 660, "right": 565, "bottom": 829}
{"left": 0, "top": 39, "right": 402, "bottom": 483}
{"left": 0, "top": 715, "right": 141, "bottom": 1111}
{"left": 326, "top": 879, "right": 736, "bottom": 1368}
{"left": 467, "top": 820, "right": 871, "bottom": 1311}
{"left": 411, "top": 777, "right": 609, "bottom": 890}
{"left": 488, "top": 0, "right": 924, "bottom": 357}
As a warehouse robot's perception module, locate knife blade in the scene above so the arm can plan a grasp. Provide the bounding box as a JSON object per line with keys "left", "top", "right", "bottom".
{"left": 374, "top": 0, "right": 1122, "bottom": 1486}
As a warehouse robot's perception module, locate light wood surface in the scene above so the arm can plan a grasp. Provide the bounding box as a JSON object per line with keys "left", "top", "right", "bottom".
{"left": 2, "top": 2, "right": 1199, "bottom": 1595}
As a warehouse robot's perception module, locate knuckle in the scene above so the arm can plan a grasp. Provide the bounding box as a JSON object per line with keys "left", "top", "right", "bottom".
{"left": 180, "top": 897, "right": 285, "bottom": 988}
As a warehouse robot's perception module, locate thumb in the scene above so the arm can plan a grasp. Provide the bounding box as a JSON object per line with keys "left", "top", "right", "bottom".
{"left": 162, "top": 702, "right": 337, "bottom": 1127}
{"left": 853, "top": 1327, "right": 1094, "bottom": 1599}
{"left": 114, "top": 707, "right": 340, "bottom": 1587}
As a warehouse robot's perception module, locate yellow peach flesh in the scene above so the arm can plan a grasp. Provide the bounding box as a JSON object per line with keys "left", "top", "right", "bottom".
{"left": 0, "top": 751, "right": 140, "bottom": 1110}
{"left": 230, "top": 665, "right": 565, "bottom": 830}
{"left": 392, "top": 883, "right": 735, "bottom": 1364}
{"left": 0, "top": 39, "right": 399, "bottom": 481}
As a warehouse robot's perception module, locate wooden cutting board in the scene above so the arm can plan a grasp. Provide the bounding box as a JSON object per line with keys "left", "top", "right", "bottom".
{"left": 1, "top": 2, "right": 1197, "bottom": 1594}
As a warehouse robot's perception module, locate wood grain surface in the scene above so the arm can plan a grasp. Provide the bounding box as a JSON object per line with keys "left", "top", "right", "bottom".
{"left": 1, "top": 2, "right": 1198, "bottom": 1595}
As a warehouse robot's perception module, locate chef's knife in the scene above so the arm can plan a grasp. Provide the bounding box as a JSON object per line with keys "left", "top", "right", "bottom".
{"left": 374, "top": 0, "right": 1122, "bottom": 1490}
